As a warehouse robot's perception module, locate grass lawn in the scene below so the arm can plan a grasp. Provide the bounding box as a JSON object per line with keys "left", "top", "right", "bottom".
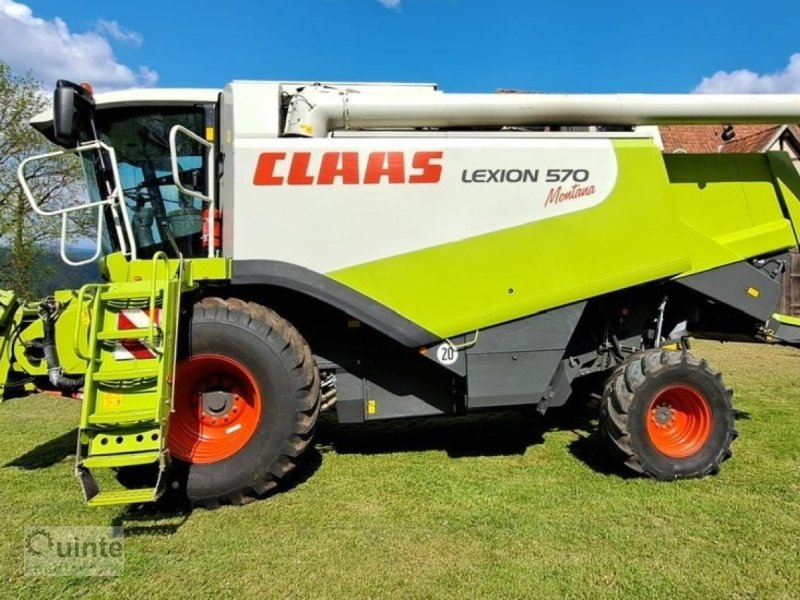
{"left": 1, "top": 340, "right": 799, "bottom": 599}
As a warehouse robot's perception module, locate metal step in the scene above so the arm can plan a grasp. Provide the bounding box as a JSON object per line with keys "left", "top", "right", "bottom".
{"left": 81, "top": 450, "right": 161, "bottom": 469}
{"left": 87, "top": 488, "right": 159, "bottom": 507}
{"left": 96, "top": 328, "right": 155, "bottom": 341}
{"left": 100, "top": 287, "right": 164, "bottom": 301}
{"left": 87, "top": 409, "right": 159, "bottom": 426}
{"left": 92, "top": 368, "right": 160, "bottom": 382}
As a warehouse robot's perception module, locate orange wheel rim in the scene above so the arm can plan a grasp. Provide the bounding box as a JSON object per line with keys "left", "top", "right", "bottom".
{"left": 168, "top": 354, "right": 262, "bottom": 463}
{"left": 646, "top": 385, "right": 712, "bottom": 458}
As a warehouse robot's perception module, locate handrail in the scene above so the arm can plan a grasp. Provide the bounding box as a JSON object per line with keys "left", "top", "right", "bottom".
{"left": 168, "top": 125, "right": 216, "bottom": 258}
{"left": 169, "top": 256, "right": 185, "bottom": 413}
{"left": 16, "top": 140, "right": 137, "bottom": 266}
{"left": 18, "top": 142, "right": 111, "bottom": 217}
{"left": 73, "top": 283, "right": 101, "bottom": 360}
{"left": 58, "top": 209, "right": 106, "bottom": 267}
{"left": 148, "top": 251, "right": 173, "bottom": 350}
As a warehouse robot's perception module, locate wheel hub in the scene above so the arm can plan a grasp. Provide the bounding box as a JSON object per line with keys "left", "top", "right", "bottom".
{"left": 652, "top": 404, "right": 676, "bottom": 428}
{"left": 202, "top": 390, "right": 233, "bottom": 415}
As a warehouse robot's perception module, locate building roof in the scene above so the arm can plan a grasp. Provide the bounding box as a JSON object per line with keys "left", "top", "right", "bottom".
{"left": 660, "top": 123, "right": 800, "bottom": 154}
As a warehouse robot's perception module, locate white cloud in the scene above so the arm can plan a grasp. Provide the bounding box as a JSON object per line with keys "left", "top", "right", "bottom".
{"left": 694, "top": 53, "right": 800, "bottom": 93}
{"left": 0, "top": 0, "right": 157, "bottom": 91}
{"left": 95, "top": 19, "right": 142, "bottom": 46}
{"left": 378, "top": 0, "right": 402, "bottom": 8}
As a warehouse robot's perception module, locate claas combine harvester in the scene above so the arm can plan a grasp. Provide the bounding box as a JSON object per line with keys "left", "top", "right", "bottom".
{"left": 5, "top": 79, "right": 800, "bottom": 507}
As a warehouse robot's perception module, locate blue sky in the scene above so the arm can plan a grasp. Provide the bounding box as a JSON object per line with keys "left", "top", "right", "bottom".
{"left": 2, "top": 0, "right": 800, "bottom": 94}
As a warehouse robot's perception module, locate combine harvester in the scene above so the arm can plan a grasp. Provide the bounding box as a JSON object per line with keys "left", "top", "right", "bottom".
{"left": 6, "top": 79, "right": 800, "bottom": 507}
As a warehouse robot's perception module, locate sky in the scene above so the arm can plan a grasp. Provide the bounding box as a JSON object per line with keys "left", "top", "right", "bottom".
{"left": 1, "top": 0, "right": 800, "bottom": 94}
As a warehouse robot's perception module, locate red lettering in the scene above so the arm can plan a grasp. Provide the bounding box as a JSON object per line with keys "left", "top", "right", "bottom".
{"left": 287, "top": 152, "right": 315, "bottom": 185}
{"left": 254, "top": 151, "right": 443, "bottom": 185}
{"left": 253, "top": 152, "right": 285, "bottom": 185}
{"left": 318, "top": 152, "right": 360, "bottom": 185}
{"left": 409, "top": 151, "right": 443, "bottom": 183}
{"left": 544, "top": 184, "right": 597, "bottom": 206}
{"left": 364, "top": 152, "right": 406, "bottom": 184}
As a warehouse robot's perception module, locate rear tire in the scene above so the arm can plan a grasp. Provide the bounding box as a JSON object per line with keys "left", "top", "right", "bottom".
{"left": 163, "top": 297, "right": 320, "bottom": 507}
{"left": 600, "top": 349, "right": 736, "bottom": 479}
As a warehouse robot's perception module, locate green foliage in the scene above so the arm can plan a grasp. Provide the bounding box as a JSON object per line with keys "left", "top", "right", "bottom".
{"left": 0, "top": 341, "right": 798, "bottom": 598}
{"left": 0, "top": 246, "right": 99, "bottom": 296}
{"left": 0, "top": 61, "right": 83, "bottom": 298}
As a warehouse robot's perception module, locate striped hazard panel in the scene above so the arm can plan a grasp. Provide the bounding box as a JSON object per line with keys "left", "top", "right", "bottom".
{"left": 113, "top": 308, "right": 162, "bottom": 360}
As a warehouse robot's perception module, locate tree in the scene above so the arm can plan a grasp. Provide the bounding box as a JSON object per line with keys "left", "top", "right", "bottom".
{"left": 0, "top": 61, "right": 84, "bottom": 298}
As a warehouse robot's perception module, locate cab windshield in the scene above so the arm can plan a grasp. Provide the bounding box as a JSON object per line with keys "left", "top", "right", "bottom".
{"left": 83, "top": 106, "right": 209, "bottom": 259}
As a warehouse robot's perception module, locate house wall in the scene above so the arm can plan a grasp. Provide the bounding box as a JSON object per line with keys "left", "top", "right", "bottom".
{"left": 772, "top": 136, "right": 800, "bottom": 316}
{"left": 779, "top": 252, "right": 800, "bottom": 317}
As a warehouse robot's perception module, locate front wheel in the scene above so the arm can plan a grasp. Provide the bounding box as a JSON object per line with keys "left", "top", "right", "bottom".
{"left": 600, "top": 349, "right": 736, "bottom": 479}
{"left": 165, "top": 297, "right": 320, "bottom": 507}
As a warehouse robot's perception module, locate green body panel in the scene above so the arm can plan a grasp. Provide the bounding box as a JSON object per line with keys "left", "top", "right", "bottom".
{"left": 0, "top": 290, "right": 17, "bottom": 327}
{"left": 665, "top": 153, "right": 796, "bottom": 274}
{"left": 330, "top": 142, "right": 799, "bottom": 338}
{"left": 773, "top": 313, "right": 800, "bottom": 326}
{"left": 766, "top": 151, "right": 800, "bottom": 245}
{"left": 100, "top": 252, "right": 230, "bottom": 285}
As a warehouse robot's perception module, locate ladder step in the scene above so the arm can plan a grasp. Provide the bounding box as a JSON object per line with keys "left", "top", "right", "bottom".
{"left": 93, "top": 368, "right": 160, "bottom": 382}
{"left": 87, "top": 408, "right": 159, "bottom": 426}
{"left": 81, "top": 451, "right": 161, "bottom": 469}
{"left": 87, "top": 488, "right": 159, "bottom": 507}
{"left": 96, "top": 328, "right": 156, "bottom": 341}
{"left": 100, "top": 288, "right": 164, "bottom": 301}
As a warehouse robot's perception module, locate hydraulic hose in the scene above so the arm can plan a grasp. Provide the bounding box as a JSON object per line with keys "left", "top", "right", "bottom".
{"left": 40, "top": 299, "right": 84, "bottom": 393}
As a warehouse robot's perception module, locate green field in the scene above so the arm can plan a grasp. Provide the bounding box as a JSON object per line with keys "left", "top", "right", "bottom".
{"left": 1, "top": 341, "right": 799, "bottom": 599}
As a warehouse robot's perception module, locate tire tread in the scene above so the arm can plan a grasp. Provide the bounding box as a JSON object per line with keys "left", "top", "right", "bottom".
{"left": 190, "top": 297, "right": 321, "bottom": 508}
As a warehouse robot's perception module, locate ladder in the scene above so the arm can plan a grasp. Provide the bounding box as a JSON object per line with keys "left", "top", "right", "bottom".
{"left": 74, "top": 253, "right": 183, "bottom": 507}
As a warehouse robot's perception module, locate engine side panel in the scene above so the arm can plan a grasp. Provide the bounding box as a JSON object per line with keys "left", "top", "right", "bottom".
{"left": 327, "top": 145, "right": 795, "bottom": 337}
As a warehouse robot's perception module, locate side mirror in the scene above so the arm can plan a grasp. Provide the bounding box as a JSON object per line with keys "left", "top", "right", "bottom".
{"left": 53, "top": 80, "right": 95, "bottom": 145}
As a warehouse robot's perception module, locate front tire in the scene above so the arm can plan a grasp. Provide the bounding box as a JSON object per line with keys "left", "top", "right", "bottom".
{"left": 600, "top": 349, "right": 736, "bottom": 479}
{"left": 166, "top": 297, "right": 320, "bottom": 507}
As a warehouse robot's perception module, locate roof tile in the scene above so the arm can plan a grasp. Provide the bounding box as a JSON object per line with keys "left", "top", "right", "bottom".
{"left": 660, "top": 124, "right": 787, "bottom": 154}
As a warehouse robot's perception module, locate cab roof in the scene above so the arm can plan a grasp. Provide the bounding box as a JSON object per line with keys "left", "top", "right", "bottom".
{"left": 30, "top": 88, "right": 220, "bottom": 142}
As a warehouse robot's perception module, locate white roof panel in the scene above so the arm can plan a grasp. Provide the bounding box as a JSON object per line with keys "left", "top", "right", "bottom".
{"left": 30, "top": 88, "right": 220, "bottom": 127}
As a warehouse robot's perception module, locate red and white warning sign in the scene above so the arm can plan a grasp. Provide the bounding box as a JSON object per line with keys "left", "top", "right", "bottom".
{"left": 113, "top": 308, "right": 161, "bottom": 360}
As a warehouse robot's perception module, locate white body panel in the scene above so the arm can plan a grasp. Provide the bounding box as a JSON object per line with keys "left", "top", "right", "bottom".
{"left": 226, "top": 136, "right": 619, "bottom": 272}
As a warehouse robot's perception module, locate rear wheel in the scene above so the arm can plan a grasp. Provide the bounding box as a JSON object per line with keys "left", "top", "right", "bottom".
{"left": 600, "top": 349, "right": 736, "bottom": 479}
{"left": 121, "top": 297, "right": 320, "bottom": 507}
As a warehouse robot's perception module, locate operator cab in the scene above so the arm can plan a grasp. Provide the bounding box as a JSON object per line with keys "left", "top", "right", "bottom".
{"left": 26, "top": 80, "right": 220, "bottom": 264}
